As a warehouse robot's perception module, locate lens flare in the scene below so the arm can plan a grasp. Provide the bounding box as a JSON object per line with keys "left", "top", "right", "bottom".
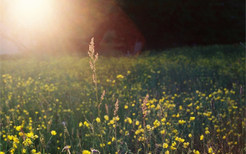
{"left": 8, "top": 0, "right": 54, "bottom": 29}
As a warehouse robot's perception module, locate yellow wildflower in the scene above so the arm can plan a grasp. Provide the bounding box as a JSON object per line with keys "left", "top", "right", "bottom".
{"left": 160, "top": 130, "right": 166, "bottom": 135}
{"left": 146, "top": 125, "right": 151, "bottom": 130}
{"left": 82, "top": 150, "right": 91, "bottom": 154}
{"left": 190, "top": 117, "right": 195, "bottom": 121}
{"left": 124, "top": 105, "right": 128, "bottom": 109}
{"left": 153, "top": 120, "right": 160, "bottom": 127}
{"left": 188, "top": 134, "right": 192, "bottom": 138}
{"left": 31, "top": 149, "right": 36, "bottom": 154}
{"left": 128, "top": 118, "right": 132, "bottom": 124}
{"left": 100, "top": 143, "right": 105, "bottom": 147}
{"left": 22, "top": 149, "right": 26, "bottom": 153}
{"left": 84, "top": 121, "right": 90, "bottom": 127}
{"left": 183, "top": 142, "right": 189, "bottom": 148}
{"left": 163, "top": 143, "right": 168, "bottom": 148}
{"left": 96, "top": 117, "right": 101, "bottom": 123}
{"left": 200, "top": 135, "right": 204, "bottom": 141}
{"left": 16, "top": 125, "right": 22, "bottom": 131}
{"left": 109, "top": 120, "right": 114, "bottom": 125}
{"left": 51, "top": 130, "right": 57, "bottom": 136}
{"left": 8, "top": 135, "right": 13, "bottom": 140}
{"left": 26, "top": 132, "right": 34, "bottom": 138}
{"left": 116, "top": 74, "right": 124, "bottom": 79}
{"left": 104, "top": 115, "right": 109, "bottom": 121}
{"left": 178, "top": 120, "right": 186, "bottom": 124}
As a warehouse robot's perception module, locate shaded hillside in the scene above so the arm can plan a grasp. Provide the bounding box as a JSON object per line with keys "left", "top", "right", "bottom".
{"left": 117, "top": 0, "right": 245, "bottom": 50}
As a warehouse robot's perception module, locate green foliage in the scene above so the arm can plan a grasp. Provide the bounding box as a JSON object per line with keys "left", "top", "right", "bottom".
{"left": 0, "top": 44, "right": 245, "bottom": 153}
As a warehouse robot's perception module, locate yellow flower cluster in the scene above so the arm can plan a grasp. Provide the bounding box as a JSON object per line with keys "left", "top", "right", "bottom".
{"left": 0, "top": 50, "right": 244, "bottom": 153}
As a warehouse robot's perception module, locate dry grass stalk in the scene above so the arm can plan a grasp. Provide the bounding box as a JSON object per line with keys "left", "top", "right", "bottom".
{"left": 100, "top": 90, "right": 106, "bottom": 101}
{"left": 88, "top": 37, "right": 98, "bottom": 84}
{"left": 113, "top": 99, "right": 119, "bottom": 153}
{"left": 62, "top": 145, "right": 71, "bottom": 154}
{"left": 114, "top": 99, "right": 119, "bottom": 116}
{"left": 98, "top": 90, "right": 106, "bottom": 115}
{"left": 105, "top": 104, "right": 109, "bottom": 115}
{"left": 142, "top": 94, "right": 149, "bottom": 126}
{"left": 88, "top": 37, "right": 99, "bottom": 105}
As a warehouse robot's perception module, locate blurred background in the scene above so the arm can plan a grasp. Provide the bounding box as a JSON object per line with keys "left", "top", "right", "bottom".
{"left": 0, "top": 0, "right": 245, "bottom": 55}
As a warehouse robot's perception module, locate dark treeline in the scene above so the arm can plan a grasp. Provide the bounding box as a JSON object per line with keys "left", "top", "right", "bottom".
{"left": 116, "top": 0, "right": 245, "bottom": 50}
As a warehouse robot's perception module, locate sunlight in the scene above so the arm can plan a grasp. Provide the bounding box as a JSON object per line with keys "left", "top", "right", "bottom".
{"left": 8, "top": 0, "right": 54, "bottom": 29}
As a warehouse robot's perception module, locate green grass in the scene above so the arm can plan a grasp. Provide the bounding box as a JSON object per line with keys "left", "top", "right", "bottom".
{"left": 0, "top": 44, "right": 245, "bottom": 154}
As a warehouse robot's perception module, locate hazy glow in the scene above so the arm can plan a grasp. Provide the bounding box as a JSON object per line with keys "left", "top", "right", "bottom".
{"left": 8, "top": 0, "right": 53, "bottom": 29}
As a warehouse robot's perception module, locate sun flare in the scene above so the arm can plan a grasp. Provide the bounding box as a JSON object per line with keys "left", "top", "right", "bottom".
{"left": 8, "top": 0, "right": 54, "bottom": 29}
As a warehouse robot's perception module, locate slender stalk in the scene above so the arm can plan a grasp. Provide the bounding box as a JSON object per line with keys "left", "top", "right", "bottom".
{"left": 88, "top": 37, "right": 99, "bottom": 110}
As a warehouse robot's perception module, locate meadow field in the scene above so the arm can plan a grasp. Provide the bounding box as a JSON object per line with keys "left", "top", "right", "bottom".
{"left": 0, "top": 44, "right": 245, "bottom": 154}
